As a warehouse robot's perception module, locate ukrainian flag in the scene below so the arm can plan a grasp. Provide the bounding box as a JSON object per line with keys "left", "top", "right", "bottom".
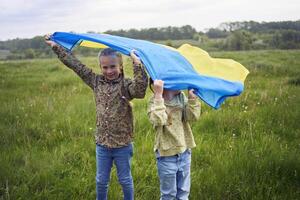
{"left": 51, "top": 32, "right": 249, "bottom": 109}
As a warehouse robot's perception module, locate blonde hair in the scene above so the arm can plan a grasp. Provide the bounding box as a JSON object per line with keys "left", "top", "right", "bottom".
{"left": 98, "top": 48, "right": 124, "bottom": 75}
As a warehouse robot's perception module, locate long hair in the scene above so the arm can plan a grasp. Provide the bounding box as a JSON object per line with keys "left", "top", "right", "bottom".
{"left": 98, "top": 48, "right": 124, "bottom": 75}
{"left": 149, "top": 77, "right": 154, "bottom": 93}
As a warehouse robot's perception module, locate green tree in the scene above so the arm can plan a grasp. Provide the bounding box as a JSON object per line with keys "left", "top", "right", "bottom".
{"left": 24, "top": 48, "right": 35, "bottom": 59}
{"left": 224, "top": 30, "right": 253, "bottom": 50}
{"left": 206, "top": 28, "right": 228, "bottom": 38}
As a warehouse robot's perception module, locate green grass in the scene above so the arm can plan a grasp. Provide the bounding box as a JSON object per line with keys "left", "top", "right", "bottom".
{"left": 0, "top": 50, "right": 300, "bottom": 199}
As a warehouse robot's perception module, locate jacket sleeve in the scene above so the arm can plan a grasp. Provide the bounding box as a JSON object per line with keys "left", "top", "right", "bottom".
{"left": 147, "top": 98, "right": 168, "bottom": 127}
{"left": 185, "top": 98, "right": 201, "bottom": 122}
{"left": 125, "top": 63, "right": 148, "bottom": 99}
{"left": 52, "top": 45, "right": 97, "bottom": 89}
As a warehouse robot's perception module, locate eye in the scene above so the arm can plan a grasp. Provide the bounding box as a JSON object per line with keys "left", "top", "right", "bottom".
{"left": 110, "top": 65, "right": 116, "bottom": 68}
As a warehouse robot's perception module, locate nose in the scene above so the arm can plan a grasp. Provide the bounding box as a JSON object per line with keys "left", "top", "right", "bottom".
{"left": 107, "top": 68, "right": 114, "bottom": 74}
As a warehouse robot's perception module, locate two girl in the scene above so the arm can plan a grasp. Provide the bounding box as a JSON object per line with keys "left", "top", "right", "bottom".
{"left": 46, "top": 34, "right": 200, "bottom": 199}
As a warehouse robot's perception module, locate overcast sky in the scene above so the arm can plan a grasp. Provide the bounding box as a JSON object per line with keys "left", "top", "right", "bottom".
{"left": 1, "top": 0, "right": 299, "bottom": 40}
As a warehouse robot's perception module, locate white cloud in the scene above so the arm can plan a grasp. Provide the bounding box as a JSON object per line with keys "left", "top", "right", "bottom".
{"left": 0, "top": 0, "right": 299, "bottom": 40}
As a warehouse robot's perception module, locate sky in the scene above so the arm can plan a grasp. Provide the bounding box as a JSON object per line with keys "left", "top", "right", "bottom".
{"left": 0, "top": 0, "right": 299, "bottom": 40}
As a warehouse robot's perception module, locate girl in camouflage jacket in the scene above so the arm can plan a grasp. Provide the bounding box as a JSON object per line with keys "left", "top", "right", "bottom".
{"left": 45, "top": 34, "right": 148, "bottom": 200}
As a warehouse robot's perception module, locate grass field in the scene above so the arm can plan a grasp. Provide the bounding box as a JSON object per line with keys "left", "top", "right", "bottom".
{"left": 0, "top": 49, "right": 299, "bottom": 200}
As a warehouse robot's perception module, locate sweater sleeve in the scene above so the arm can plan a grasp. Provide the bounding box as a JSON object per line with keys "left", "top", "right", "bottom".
{"left": 185, "top": 98, "right": 201, "bottom": 122}
{"left": 147, "top": 98, "right": 168, "bottom": 127}
{"left": 52, "top": 45, "right": 97, "bottom": 89}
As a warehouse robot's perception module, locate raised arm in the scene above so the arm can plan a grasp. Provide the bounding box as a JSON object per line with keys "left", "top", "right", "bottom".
{"left": 185, "top": 89, "right": 201, "bottom": 122}
{"left": 45, "top": 34, "right": 97, "bottom": 89}
{"left": 147, "top": 80, "right": 168, "bottom": 126}
{"left": 125, "top": 50, "right": 148, "bottom": 99}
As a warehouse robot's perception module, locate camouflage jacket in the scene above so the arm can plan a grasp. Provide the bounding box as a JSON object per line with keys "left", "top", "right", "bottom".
{"left": 52, "top": 45, "right": 148, "bottom": 148}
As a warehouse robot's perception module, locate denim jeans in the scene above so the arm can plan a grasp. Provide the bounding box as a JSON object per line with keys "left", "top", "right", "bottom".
{"left": 96, "top": 143, "right": 134, "bottom": 200}
{"left": 156, "top": 149, "right": 191, "bottom": 200}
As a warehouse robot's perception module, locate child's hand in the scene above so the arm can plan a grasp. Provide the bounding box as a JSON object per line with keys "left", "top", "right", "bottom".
{"left": 130, "top": 50, "right": 141, "bottom": 65}
{"left": 153, "top": 80, "right": 164, "bottom": 100}
{"left": 45, "top": 34, "right": 57, "bottom": 47}
{"left": 188, "top": 89, "right": 197, "bottom": 99}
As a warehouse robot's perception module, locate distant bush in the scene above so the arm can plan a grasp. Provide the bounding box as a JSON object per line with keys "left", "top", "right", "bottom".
{"left": 24, "top": 48, "right": 35, "bottom": 59}
{"left": 206, "top": 28, "right": 229, "bottom": 38}
{"left": 223, "top": 30, "right": 254, "bottom": 50}
{"left": 269, "top": 30, "right": 300, "bottom": 49}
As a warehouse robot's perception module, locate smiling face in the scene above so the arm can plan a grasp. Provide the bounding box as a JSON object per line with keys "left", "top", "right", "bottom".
{"left": 99, "top": 55, "right": 121, "bottom": 80}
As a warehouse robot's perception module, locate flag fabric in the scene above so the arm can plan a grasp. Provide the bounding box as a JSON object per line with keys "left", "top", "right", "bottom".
{"left": 51, "top": 32, "right": 249, "bottom": 109}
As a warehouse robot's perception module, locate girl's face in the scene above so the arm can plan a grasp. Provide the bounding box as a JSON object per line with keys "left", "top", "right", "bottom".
{"left": 100, "top": 55, "right": 121, "bottom": 80}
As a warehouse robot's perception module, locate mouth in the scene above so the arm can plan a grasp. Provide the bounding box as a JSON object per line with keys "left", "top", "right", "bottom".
{"left": 107, "top": 74, "right": 116, "bottom": 79}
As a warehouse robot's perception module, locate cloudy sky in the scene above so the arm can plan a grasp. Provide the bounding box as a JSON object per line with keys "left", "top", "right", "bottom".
{"left": 1, "top": 0, "right": 299, "bottom": 40}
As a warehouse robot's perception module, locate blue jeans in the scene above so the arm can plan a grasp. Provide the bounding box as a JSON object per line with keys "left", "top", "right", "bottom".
{"left": 96, "top": 143, "right": 134, "bottom": 200}
{"left": 156, "top": 149, "right": 191, "bottom": 200}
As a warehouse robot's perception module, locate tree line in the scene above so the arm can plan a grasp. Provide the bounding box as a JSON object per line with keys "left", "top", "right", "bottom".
{"left": 1, "top": 20, "right": 299, "bottom": 59}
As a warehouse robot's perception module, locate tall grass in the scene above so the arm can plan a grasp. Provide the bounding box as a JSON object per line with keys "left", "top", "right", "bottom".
{"left": 0, "top": 50, "right": 299, "bottom": 199}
